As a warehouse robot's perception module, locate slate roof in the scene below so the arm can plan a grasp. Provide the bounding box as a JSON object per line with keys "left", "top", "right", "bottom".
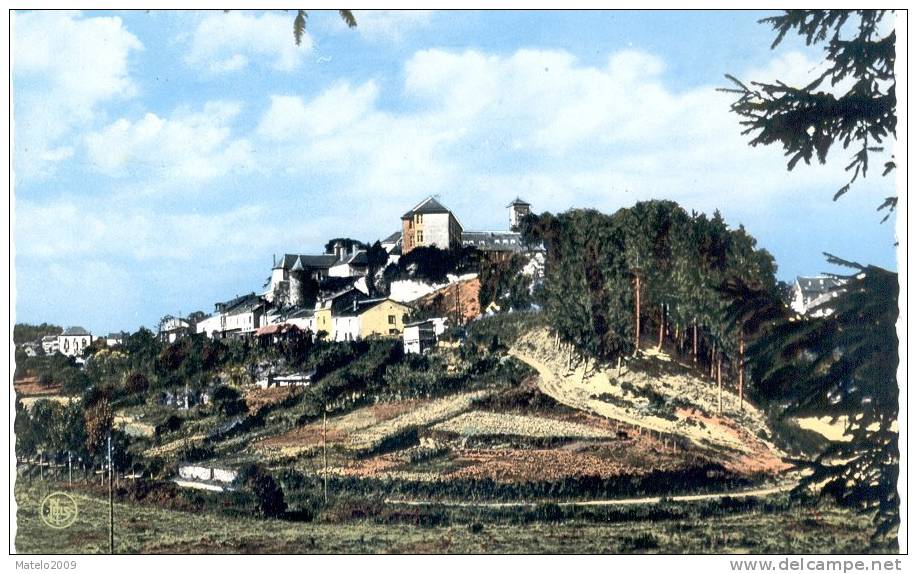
{"left": 402, "top": 196, "right": 452, "bottom": 218}
{"left": 337, "top": 297, "right": 410, "bottom": 317}
{"left": 345, "top": 251, "right": 368, "bottom": 266}
{"left": 276, "top": 254, "right": 338, "bottom": 270}
{"left": 461, "top": 231, "right": 525, "bottom": 252}
{"left": 796, "top": 276, "right": 845, "bottom": 301}
{"left": 62, "top": 326, "right": 90, "bottom": 336}
{"left": 507, "top": 197, "right": 531, "bottom": 207}
{"left": 381, "top": 231, "right": 402, "bottom": 244}
{"left": 217, "top": 293, "right": 265, "bottom": 315}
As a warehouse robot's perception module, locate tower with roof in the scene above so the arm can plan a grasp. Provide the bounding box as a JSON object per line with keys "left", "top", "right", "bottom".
{"left": 507, "top": 197, "right": 531, "bottom": 232}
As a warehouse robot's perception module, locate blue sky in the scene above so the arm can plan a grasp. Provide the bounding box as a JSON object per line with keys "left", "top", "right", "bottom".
{"left": 13, "top": 10, "right": 898, "bottom": 334}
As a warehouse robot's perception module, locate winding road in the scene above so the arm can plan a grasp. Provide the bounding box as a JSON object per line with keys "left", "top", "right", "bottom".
{"left": 385, "top": 483, "right": 795, "bottom": 508}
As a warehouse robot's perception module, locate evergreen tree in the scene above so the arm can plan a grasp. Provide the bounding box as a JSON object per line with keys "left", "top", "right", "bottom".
{"left": 724, "top": 10, "right": 897, "bottom": 219}
{"left": 734, "top": 257, "right": 899, "bottom": 542}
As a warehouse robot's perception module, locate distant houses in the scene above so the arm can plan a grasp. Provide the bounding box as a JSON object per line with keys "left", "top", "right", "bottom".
{"left": 105, "top": 331, "right": 129, "bottom": 347}
{"left": 791, "top": 276, "right": 847, "bottom": 316}
{"left": 403, "top": 319, "right": 438, "bottom": 355}
{"left": 196, "top": 293, "right": 267, "bottom": 339}
{"left": 40, "top": 335, "right": 59, "bottom": 355}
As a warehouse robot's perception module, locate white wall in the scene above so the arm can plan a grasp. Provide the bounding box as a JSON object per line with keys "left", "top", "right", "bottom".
{"left": 332, "top": 316, "right": 360, "bottom": 341}
{"left": 58, "top": 335, "right": 92, "bottom": 357}
{"left": 389, "top": 279, "right": 443, "bottom": 303}
{"left": 422, "top": 212, "right": 452, "bottom": 249}
{"left": 329, "top": 261, "right": 353, "bottom": 277}
{"left": 196, "top": 314, "right": 223, "bottom": 338}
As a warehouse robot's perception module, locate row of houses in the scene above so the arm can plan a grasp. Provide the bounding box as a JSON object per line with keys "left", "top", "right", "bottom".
{"left": 194, "top": 287, "right": 415, "bottom": 343}
{"left": 22, "top": 328, "right": 129, "bottom": 359}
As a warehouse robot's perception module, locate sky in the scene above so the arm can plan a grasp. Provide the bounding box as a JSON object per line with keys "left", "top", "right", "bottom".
{"left": 12, "top": 9, "right": 899, "bottom": 334}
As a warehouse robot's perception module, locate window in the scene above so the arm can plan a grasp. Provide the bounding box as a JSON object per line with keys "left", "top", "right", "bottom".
{"left": 416, "top": 231, "right": 424, "bottom": 243}
{"left": 389, "top": 328, "right": 399, "bottom": 335}
{"left": 416, "top": 214, "right": 423, "bottom": 224}
{"left": 388, "top": 315, "right": 396, "bottom": 325}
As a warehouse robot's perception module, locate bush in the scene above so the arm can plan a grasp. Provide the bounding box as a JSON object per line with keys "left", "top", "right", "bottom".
{"left": 239, "top": 464, "right": 287, "bottom": 518}
{"left": 275, "top": 468, "right": 323, "bottom": 521}
{"left": 124, "top": 371, "right": 150, "bottom": 394}
{"left": 212, "top": 385, "right": 246, "bottom": 417}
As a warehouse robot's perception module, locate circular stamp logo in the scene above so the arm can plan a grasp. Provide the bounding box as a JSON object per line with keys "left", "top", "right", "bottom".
{"left": 40, "top": 492, "right": 78, "bottom": 529}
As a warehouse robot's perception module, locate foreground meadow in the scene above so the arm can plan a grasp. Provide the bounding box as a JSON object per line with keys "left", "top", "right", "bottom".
{"left": 15, "top": 480, "right": 884, "bottom": 554}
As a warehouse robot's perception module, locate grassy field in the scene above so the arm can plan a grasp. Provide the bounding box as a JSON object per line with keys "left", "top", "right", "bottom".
{"left": 15, "top": 480, "right": 886, "bottom": 554}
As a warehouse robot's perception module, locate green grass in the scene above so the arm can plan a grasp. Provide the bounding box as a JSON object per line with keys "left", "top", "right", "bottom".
{"left": 15, "top": 480, "right": 886, "bottom": 554}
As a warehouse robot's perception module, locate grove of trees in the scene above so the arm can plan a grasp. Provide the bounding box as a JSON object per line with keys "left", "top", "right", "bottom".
{"left": 522, "top": 200, "right": 778, "bottom": 410}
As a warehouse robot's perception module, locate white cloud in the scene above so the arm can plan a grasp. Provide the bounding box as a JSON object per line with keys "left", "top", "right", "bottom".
{"left": 346, "top": 10, "right": 433, "bottom": 42}
{"left": 85, "top": 101, "right": 254, "bottom": 181}
{"left": 258, "top": 82, "right": 380, "bottom": 140}
{"left": 185, "top": 11, "right": 312, "bottom": 73}
{"left": 252, "top": 45, "right": 892, "bottom": 233}
{"left": 13, "top": 11, "right": 142, "bottom": 179}
{"left": 16, "top": 199, "right": 275, "bottom": 263}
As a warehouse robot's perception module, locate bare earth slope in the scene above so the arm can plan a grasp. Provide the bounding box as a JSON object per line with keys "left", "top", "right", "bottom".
{"left": 511, "top": 328, "right": 789, "bottom": 475}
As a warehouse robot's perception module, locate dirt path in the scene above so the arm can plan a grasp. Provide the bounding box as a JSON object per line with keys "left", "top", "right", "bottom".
{"left": 508, "top": 335, "right": 790, "bottom": 477}
{"left": 385, "top": 482, "right": 795, "bottom": 508}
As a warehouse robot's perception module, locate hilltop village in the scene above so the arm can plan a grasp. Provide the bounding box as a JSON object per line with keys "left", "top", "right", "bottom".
{"left": 19, "top": 195, "right": 844, "bottom": 363}
{"left": 23, "top": 197, "right": 542, "bottom": 363}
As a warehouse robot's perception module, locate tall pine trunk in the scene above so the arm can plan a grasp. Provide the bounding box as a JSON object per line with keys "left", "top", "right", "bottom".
{"left": 717, "top": 354, "right": 723, "bottom": 414}
{"left": 692, "top": 322, "right": 698, "bottom": 364}
{"left": 657, "top": 303, "right": 665, "bottom": 350}
{"left": 634, "top": 274, "right": 641, "bottom": 354}
{"left": 738, "top": 332, "right": 745, "bottom": 411}
{"left": 709, "top": 344, "right": 716, "bottom": 379}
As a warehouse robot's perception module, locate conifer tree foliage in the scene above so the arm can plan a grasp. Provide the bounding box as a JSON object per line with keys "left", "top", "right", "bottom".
{"left": 727, "top": 257, "right": 899, "bottom": 542}
{"left": 723, "top": 10, "right": 897, "bottom": 219}
{"left": 522, "top": 201, "right": 777, "bottom": 370}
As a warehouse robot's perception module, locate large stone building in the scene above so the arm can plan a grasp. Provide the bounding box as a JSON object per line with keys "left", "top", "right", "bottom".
{"left": 266, "top": 242, "right": 370, "bottom": 307}
{"left": 401, "top": 197, "right": 464, "bottom": 255}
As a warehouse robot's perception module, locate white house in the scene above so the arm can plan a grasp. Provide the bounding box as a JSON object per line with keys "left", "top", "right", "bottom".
{"left": 174, "top": 464, "right": 239, "bottom": 492}
{"left": 380, "top": 231, "right": 402, "bottom": 254}
{"left": 22, "top": 343, "right": 41, "bottom": 357}
{"left": 403, "top": 320, "right": 438, "bottom": 354}
{"left": 41, "top": 335, "right": 59, "bottom": 355}
{"left": 196, "top": 313, "right": 223, "bottom": 338}
{"left": 328, "top": 247, "right": 369, "bottom": 278}
{"left": 105, "top": 332, "right": 128, "bottom": 347}
{"left": 791, "top": 276, "right": 846, "bottom": 317}
{"left": 58, "top": 326, "right": 92, "bottom": 357}
{"left": 159, "top": 317, "right": 192, "bottom": 343}
{"left": 197, "top": 293, "right": 267, "bottom": 339}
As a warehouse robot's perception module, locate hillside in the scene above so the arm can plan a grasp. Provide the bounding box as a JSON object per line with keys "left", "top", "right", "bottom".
{"left": 239, "top": 323, "right": 790, "bottom": 497}
{"left": 511, "top": 327, "right": 789, "bottom": 476}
